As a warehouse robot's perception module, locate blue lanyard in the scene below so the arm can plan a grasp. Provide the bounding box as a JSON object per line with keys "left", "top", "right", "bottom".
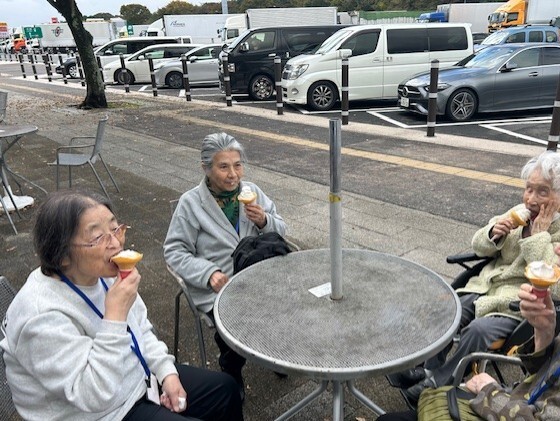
{"left": 58, "top": 272, "right": 150, "bottom": 378}
{"left": 528, "top": 354, "right": 560, "bottom": 404}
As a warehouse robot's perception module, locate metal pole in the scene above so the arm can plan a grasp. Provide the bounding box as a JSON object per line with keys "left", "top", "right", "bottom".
{"left": 76, "top": 53, "right": 86, "bottom": 86}
{"left": 341, "top": 56, "right": 349, "bottom": 125}
{"left": 119, "top": 53, "right": 130, "bottom": 93}
{"left": 223, "top": 56, "right": 232, "bottom": 107}
{"left": 58, "top": 54, "right": 67, "bottom": 84}
{"left": 43, "top": 54, "right": 52, "bottom": 82}
{"left": 148, "top": 57, "right": 158, "bottom": 97}
{"left": 427, "top": 59, "right": 439, "bottom": 137}
{"left": 181, "top": 54, "right": 191, "bottom": 102}
{"left": 274, "top": 56, "right": 283, "bottom": 115}
{"left": 329, "top": 119, "right": 343, "bottom": 301}
{"left": 18, "top": 54, "right": 26, "bottom": 79}
{"left": 547, "top": 72, "right": 560, "bottom": 151}
{"left": 29, "top": 54, "right": 38, "bottom": 80}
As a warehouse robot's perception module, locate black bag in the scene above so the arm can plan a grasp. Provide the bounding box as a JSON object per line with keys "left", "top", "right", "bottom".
{"left": 232, "top": 232, "right": 292, "bottom": 274}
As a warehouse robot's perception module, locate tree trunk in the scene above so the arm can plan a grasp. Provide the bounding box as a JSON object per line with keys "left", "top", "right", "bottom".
{"left": 46, "top": 0, "right": 107, "bottom": 108}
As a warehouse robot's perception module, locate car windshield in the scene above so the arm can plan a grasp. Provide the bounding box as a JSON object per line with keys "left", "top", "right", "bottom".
{"left": 315, "top": 29, "right": 353, "bottom": 54}
{"left": 480, "top": 31, "right": 508, "bottom": 46}
{"left": 455, "top": 46, "right": 519, "bottom": 69}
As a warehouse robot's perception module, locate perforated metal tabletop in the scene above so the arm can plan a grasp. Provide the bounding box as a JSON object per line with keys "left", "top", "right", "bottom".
{"left": 215, "top": 249, "right": 461, "bottom": 381}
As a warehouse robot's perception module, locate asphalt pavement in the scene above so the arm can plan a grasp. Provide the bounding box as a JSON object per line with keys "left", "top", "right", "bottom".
{"left": 0, "top": 72, "right": 542, "bottom": 420}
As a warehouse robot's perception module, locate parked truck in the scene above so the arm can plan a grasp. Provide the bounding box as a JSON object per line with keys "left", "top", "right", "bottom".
{"left": 221, "top": 7, "right": 338, "bottom": 43}
{"left": 419, "top": 3, "right": 504, "bottom": 33}
{"left": 488, "top": 0, "right": 560, "bottom": 32}
{"left": 146, "top": 14, "right": 243, "bottom": 43}
{"left": 30, "top": 20, "right": 118, "bottom": 51}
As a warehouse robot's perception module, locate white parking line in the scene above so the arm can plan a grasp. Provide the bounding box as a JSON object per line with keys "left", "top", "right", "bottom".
{"left": 480, "top": 120, "right": 551, "bottom": 146}
{"left": 139, "top": 85, "right": 149, "bottom": 92}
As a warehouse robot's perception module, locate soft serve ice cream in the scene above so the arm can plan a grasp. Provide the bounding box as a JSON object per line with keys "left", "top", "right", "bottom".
{"left": 238, "top": 186, "right": 257, "bottom": 204}
{"left": 525, "top": 261, "right": 560, "bottom": 298}
{"left": 510, "top": 208, "right": 531, "bottom": 227}
{"left": 111, "top": 249, "right": 143, "bottom": 279}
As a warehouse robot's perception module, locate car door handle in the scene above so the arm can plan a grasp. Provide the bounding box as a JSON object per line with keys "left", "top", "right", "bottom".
{"left": 372, "top": 57, "right": 382, "bottom": 62}
{"left": 528, "top": 72, "right": 539, "bottom": 77}
{"left": 268, "top": 53, "right": 276, "bottom": 57}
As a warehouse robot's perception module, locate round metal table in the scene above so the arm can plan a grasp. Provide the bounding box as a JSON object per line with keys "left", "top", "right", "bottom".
{"left": 214, "top": 248, "right": 461, "bottom": 420}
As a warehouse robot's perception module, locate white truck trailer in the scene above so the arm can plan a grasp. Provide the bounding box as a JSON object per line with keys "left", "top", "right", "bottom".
{"left": 526, "top": 0, "right": 560, "bottom": 24}
{"left": 222, "top": 7, "right": 338, "bottom": 42}
{"left": 146, "top": 14, "right": 243, "bottom": 43}
{"left": 33, "top": 21, "right": 118, "bottom": 51}
{"left": 436, "top": 2, "right": 505, "bottom": 33}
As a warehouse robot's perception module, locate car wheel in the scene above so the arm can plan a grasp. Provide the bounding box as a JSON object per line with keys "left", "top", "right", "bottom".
{"left": 166, "top": 71, "right": 184, "bottom": 89}
{"left": 308, "top": 81, "right": 338, "bottom": 111}
{"left": 66, "top": 63, "right": 78, "bottom": 78}
{"left": 445, "top": 89, "right": 477, "bottom": 122}
{"left": 115, "top": 69, "right": 135, "bottom": 85}
{"left": 249, "top": 74, "right": 274, "bottom": 100}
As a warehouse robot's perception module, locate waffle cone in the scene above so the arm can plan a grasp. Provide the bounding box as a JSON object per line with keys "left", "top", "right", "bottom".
{"left": 111, "top": 250, "right": 143, "bottom": 271}
{"left": 524, "top": 265, "right": 560, "bottom": 288}
{"left": 510, "top": 210, "right": 528, "bottom": 227}
{"left": 238, "top": 192, "right": 257, "bottom": 204}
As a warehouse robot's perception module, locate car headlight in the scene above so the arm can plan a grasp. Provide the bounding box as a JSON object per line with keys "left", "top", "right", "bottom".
{"left": 285, "top": 64, "right": 308, "bottom": 80}
{"left": 422, "top": 83, "right": 450, "bottom": 93}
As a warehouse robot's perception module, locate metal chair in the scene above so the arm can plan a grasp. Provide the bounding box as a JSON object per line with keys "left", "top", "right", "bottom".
{"left": 0, "top": 276, "right": 18, "bottom": 419}
{"left": 49, "top": 115, "right": 119, "bottom": 198}
{"left": 168, "top": 264, "right": 214, "bottom": 367}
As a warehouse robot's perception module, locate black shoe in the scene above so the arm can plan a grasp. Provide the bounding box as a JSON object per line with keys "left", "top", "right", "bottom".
{"left": 237, "top": 377, "right": 245, "bottom": 403}
{"left": 386, "top": 367, "right": 427, "bottom": 389}
{"left": 400, "top": 377, "right": 436, "bottom": 410}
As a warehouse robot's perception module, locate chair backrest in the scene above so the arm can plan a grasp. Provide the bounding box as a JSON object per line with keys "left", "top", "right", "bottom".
{"left": 91, "top": 115, "right": 109, "bottom": 158}
{"left": 0, "top": 91, "right": 7, "bottom": 123}
{"left": 0, "top": 277, "right": 17, "bottom": 419}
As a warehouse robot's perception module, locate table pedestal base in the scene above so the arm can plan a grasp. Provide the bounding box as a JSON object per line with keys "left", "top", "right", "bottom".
{"left": 274, "top": 380, "right": 385, "bottom": 421}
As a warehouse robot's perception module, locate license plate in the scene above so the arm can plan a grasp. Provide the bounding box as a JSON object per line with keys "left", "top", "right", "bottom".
{"left": 400, "top": 97, "right": 409, "bottom": 107}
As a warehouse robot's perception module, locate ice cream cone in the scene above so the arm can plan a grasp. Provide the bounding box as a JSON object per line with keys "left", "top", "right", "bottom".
{"left": 510, "top": 208, "right": 531, "bottom": 227}
{"left": 524, "top": 262, "right": 560, "bottom": 299}
{"left": 238, "top": 186, "right": 256, "bottom": 204}
{"left": 111, "top": 250, "right": 143, "bottom": 279}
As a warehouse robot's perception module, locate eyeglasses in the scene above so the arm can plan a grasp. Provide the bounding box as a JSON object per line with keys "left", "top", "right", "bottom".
{"left": 74, "top": 224, "right": 129, "bottom": 248}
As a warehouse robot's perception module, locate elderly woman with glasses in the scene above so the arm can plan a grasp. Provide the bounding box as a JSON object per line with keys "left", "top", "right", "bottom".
{"left": 0, "top": 190, "right": 243, "bottom": 421}
{"left": 164, "top": 132, "right": 287, "bottom": 398}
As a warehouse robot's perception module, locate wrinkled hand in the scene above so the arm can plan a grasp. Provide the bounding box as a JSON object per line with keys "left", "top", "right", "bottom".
{"left": 519, "top": 283, "right": 556, "bottom": 351}
{"left": 465, "top": 373, "right": 497, "bottom": 394}
{"left": 244, "top": 203, "right": 267, "bottom": 229}
{"left": 160, "top": 374, "right": 187, "bottom": 412}
{"left": 209, "top": 270, "right": 229, "bottom": 292}
{"left": 532, "top": 198, "right": 560, "bottom": 235}
{"left": 490, "top": 217, "right": 516, "bottom": 240}
{"left": 104, "top": 268, "right": 140, "bottom": 322}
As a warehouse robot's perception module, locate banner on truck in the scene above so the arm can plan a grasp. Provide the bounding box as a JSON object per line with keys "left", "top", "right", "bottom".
{"left": 0, "top": 22, "right": 8, "bottom": 39}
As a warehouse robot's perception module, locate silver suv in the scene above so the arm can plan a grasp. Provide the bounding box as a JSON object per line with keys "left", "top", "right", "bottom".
{"left": 475, "top": 25, "right": 559, "bottom": 51}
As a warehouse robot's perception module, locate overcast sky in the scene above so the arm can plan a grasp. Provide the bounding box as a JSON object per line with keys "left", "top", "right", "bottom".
{"left": 2, "top": 0, "right": 199, "bottom": 28}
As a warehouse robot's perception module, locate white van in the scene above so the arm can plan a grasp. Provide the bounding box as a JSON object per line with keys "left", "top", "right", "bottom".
{"left": 282, "top": 23, "right": 473, "bottom": 110}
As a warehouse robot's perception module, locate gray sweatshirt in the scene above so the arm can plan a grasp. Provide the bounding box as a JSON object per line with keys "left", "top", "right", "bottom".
{"left": 164, "top": 179, "right": 287, "bottom": 313}
{"left": 0, "top": 268, "right": 177, "bottom": 420}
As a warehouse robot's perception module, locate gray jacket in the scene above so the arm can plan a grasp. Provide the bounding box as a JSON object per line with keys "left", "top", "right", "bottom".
{"left": 163, "top": 179, "right": 287, "bottom": 313}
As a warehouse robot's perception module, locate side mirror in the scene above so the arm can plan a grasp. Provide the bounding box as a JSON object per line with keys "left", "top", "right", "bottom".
{"left": 240, "top": 42, "right": 249, "bottom": 52}
{"left": 137, "top": 55, "right": 145, "bottom": 60}
{"left": 189, "top": 56, "right": 198, "bottom": 63}
{"left": 501, "top": 61, "right": 518, "bottom": 72}
{"left": 104, "top": 50, "right": 114, "bottom": 56}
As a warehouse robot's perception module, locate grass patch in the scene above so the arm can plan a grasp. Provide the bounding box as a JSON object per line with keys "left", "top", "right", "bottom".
{"left": 107, "top": 101, "right": 142, "bottom": 109}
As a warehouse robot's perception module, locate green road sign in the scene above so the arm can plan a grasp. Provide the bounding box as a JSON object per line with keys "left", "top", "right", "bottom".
{"left": 23, "top": 27, "right": 43, "bottom": 39}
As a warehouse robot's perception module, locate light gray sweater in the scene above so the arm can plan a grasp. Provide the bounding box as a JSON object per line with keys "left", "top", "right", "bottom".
{"left": 0, "top": 268, "right": 177, "bottom": 420}
{"left": 164, "top": 179, "right": 287, "bottom": 313}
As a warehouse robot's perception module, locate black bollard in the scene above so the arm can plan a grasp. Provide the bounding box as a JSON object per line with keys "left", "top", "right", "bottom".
{"left": 426, "top": 59, "right": 440, "bottom": 138}
{"left": 148, "top": 57, "right": 158, "bottom": 97}
{"left": 43, "top": 54, "right": 52, "bottom": 82}
{"left": 18, "top": 54, "right": 26, "bottom": 79}
{"left": 341, "top": 55, "right": 349, "bottom": 125}
{"left": 180, "top": 54, "right": 191, "bottom": 101}
{"left": 29, "top": 54, "right": 38, "bottom": 80}
{"left": 119, "top": 54, "right": 130, "bottom": 93}
{"left": 223, "top": 56, "right": 232, "bottom": 107}
{"left": 274, "top": 56, "right": 283, "bottom": 115}
{"left": 76, "top": 54, "right": 85, "bottom": 87}
{"left": 58, "top": 54, "right": 68, "bottom": 84}
{"left": 94, "top": 55, "right": 102, "bottom": 85}
{"left": 547, "top": 73, "right": 560, "bottom": 151}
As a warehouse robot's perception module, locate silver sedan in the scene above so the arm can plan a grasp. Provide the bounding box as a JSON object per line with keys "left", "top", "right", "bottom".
{"left": 154, "top": 44, "right": 221, "bottom": 89}
{"left": 397, "top": 43, "right": 560, "bottom": 121}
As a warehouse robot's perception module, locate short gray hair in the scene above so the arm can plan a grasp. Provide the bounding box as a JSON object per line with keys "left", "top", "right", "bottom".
{"left": 201, "top": 132, "right": 247, "bottom": 168}
{"left": 521, "top": 151, "right": 560, "bottom": 192}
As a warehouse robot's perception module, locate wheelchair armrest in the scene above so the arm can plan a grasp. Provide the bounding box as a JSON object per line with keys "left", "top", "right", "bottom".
{"left": 446, "top": 252, "right": 481, "bottom": 265}
{"left": 451, "top": 352, "right": 523, "bottom": 386}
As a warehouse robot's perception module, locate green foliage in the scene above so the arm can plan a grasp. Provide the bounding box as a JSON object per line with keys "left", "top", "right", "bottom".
{"left": 120, "top": 4, "right": 153, "bottom": 24}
